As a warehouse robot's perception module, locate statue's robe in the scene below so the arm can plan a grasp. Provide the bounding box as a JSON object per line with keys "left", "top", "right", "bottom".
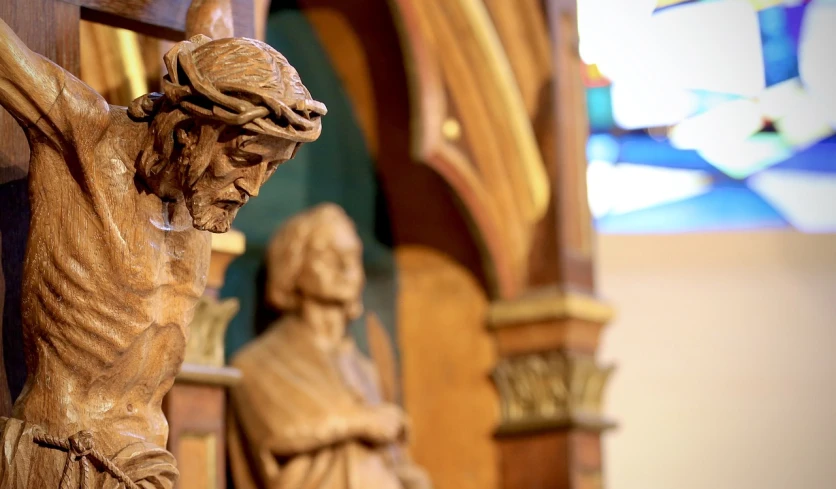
{"left": 228, "top": 317, "right": 403, "bottom": 489}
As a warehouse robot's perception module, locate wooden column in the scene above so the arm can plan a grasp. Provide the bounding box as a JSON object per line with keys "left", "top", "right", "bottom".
{"left": 164, "top": 229, "right": 245, "bottom": 489}
{"left": 489, "top": 293, "right": 614, "bottom": 489}
{"left": 485, "top": 1, "right": 617, "bottom": 488}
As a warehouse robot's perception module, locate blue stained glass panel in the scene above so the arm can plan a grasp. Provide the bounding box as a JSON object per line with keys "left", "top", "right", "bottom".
{"left": 785, "top": 5, "right": 807, "bottom": 45}
{"left": 617, "top": 134, "right": 719, "bottom": 173}
{"left": 586, "top": 86, "right": 615, "bottom": 132}
{"left": 596, "top": 186, "right": 789, "bottom": 234}
{"left": 769, "top": 136, "right": 836, "bottom": 173}
{"left": 587, "top": 134, "right": 620, "bottom": 163}
{"left": 583, "top": 0, "right": 833, "bottom": 234}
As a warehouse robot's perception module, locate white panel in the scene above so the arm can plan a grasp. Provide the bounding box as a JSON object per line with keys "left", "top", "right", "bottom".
{"left": 587, "top": 161, "right": 712, "bottom": 217}
{"left": 593, "top": 0, "right": 765, "bottom": 97}
{"left": 798, "top": 1, "right": 836, "bottom": 128}
{"left": 669, "top": 99, "right": 764, "bottom": 150}
{"left": 749, "top": 169, "right": 836, "bottom": 232}
{"left": 611, "top": 82, "right": 699, "bottom": 130}
{"left": 697, "top": 133, "right": 792, "bottom": 179}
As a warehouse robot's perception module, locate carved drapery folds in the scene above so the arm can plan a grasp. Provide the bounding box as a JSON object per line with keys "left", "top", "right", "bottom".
{"left": 492, "top": 350, "right": 615, "bottom": 435}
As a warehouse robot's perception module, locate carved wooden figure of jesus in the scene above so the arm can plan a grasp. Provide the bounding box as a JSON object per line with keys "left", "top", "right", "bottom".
{"left": 0, "top": 9, "right": 326, "bottom": 488}
{"left": 227, "top": 204, "right": 432, "bottom": 489}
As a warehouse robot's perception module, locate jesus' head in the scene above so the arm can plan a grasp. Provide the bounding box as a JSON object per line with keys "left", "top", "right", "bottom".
{"left": 129, "top": 34, "right": 327, "bottom": 233}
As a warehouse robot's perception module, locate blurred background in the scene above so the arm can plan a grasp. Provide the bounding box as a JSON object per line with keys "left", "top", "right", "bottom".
{"left": 579, "top": 3, "right": 836, "bottom": 489}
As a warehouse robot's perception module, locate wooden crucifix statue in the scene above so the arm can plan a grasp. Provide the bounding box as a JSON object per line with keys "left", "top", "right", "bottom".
{"left": 0, "top": 0, "right": 326, "bottom": 486}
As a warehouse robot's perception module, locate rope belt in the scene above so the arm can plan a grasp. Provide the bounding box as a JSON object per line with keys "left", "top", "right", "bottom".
{"left": 32, "top": 430, "right": 139, "bottom": 489}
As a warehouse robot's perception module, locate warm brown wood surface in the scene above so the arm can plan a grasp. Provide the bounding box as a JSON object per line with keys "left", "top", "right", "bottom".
{"left": 499, "top": 431, "right": 604, "bottom": 489}
{"left": 164, "top": 383, "right": 227, "bottom": 489}
{"left": 298, "top": 0, "right": 491, "bottom": 294}
{"left": 63, "top": 0, "right": 254, "bottom": 39}
{"left": 229, "top": 205, "right": 432, "bottom": 489}
{"left": 493, "top": 318, "right": 603, "bottom": 357}
{"left": 397, "top": 246, "right": 500, "bottom": 489}
{"left": 0, "top": 2, "right": 322, "bottom": 483}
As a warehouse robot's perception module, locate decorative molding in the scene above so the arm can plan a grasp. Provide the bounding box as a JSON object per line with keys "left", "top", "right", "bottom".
{"left": 492, "top": 351, "right": 615, "bottom": 435}
{"left": 482, "top": 0, "right": 552, "bottom": 119}
{"left": 487, "top": 289, "right": 615, "bottom": 327}
{"left": 391, "top": 0, "right": 550, "bottom": 298}
{"left": 184, "top": 296, "right": 240, "bottom": 367}
{"left": 176, "top": 363, "right": 242, "bottom": 387}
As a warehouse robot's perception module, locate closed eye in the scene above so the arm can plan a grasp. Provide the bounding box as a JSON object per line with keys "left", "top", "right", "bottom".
{"left": 228, "top": 152, "right": 261, "bottom": 166}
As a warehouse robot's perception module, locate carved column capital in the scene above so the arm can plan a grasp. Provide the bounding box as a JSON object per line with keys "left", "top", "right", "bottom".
{"left": 493, "top": 350, "right": 615, "bottom": 435}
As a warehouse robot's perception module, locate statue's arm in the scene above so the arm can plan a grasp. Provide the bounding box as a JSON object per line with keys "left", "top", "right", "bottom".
{"left": 186, "top": 0, "right": 234, "bottom": 39}
{"left": 266, "top": 412, "right": 367, "bottom": 455}
{"left": 266, "top": 404, "right": 406, "bottom": 456}
{"left": 0, "top": 17, "right": 108, "bottom": 150}
{"left": 0, "top": 17, "right": 69, "bottom": 131}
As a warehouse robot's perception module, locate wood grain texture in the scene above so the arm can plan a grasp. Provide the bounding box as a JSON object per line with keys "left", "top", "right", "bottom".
{"left": 482, "top": 0, "right": 597, "bottom": 293}
{"left": 394, "top": 0, "right": 550, "bottom": 299}
{"left": 528, "top": 4, "right": 596, "bottom": 292}
{"left": 64, "top": 0, "right": 254, "bottom": 39}
{"left": 482, "top": 0, "right": 552, "bottom": 120}
{"left": 304, "top": 0, "right": 550, "bottom": 299}
{"left": 0, "top": 0, "right": 80, "bottom": 417}
{"left": 397, "top": 246, "right": 500, "bottom": 489}
{"left": 0, "top": 5, "right": 323, "bottom": 483}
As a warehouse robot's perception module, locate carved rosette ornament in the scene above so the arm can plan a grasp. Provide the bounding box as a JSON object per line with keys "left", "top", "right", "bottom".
{"left": 492, "top": 351, "right": 615, "bottom": 435}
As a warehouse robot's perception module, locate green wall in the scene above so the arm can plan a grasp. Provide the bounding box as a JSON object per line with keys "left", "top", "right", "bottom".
{"left": 221, "top": 10, "right": 398, "bottom": 366}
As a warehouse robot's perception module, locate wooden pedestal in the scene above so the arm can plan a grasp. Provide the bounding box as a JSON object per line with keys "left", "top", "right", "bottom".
{"left": 489, "top": 290, "right": 615, "bottom": 489}
{"left": 499, "top": 431, "right": 604, "bottom": 489}
{"left": 164, "top": 364, "right": 242, "bottom": 489}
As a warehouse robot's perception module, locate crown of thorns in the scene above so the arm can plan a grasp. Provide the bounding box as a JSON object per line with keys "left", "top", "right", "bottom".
{"left": 150, "top": 35, "right": 327, "bottom": 143}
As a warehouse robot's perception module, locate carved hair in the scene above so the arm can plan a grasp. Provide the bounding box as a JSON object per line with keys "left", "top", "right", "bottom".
{"left": 266, "top": 204, "right": 363, "bottom": 318}
{"left": 130, "top": 35, "right": 327, "bottom": 178}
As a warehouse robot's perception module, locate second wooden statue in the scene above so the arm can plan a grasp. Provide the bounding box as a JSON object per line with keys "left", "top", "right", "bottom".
{"left": 228, "top": 204, "right": 433, "bottom": 489}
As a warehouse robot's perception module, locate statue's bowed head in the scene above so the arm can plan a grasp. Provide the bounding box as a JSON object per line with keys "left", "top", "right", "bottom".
{"left": 130, "top": 34, "right": 327, "bottom": 233}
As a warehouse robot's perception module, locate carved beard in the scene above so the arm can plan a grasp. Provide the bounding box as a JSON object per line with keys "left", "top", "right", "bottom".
{"left": 180, "top": 164, "right": 242, "bottom": 234}
{"left": 186, "top": 189, "right": 239, "bottom": 233}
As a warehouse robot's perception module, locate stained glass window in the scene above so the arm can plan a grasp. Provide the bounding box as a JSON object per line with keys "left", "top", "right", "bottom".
{"left": 580, "top": 0, "right": 836, "bottom": 233}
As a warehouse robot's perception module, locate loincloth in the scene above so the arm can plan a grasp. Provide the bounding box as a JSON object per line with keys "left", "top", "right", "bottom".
{"left": 0, "top": 417, "right": 178, "bottom": 489}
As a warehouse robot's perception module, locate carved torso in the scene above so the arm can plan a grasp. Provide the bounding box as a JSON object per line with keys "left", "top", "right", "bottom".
{"left": 15, "top": 85, "right": 210, "bottom": 454}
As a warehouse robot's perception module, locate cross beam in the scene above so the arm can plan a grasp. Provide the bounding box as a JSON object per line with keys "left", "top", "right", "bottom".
{"left": 63, "top": 0, "right": 254, "bottom": 39}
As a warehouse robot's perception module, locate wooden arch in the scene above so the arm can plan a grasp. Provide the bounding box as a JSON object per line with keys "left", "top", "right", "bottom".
{"left": 293, "top": 0, "right": 551, "bottom": 300}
